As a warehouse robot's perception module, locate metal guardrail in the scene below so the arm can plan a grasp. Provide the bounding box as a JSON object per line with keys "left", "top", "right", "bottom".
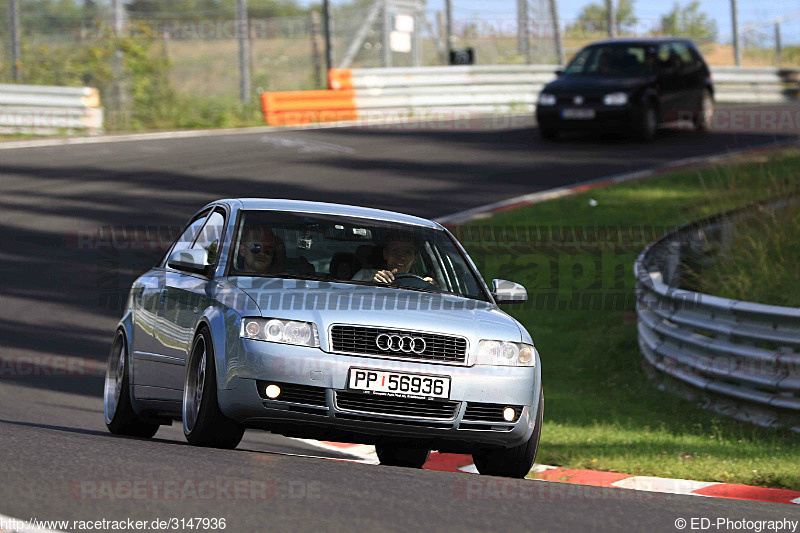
{"left": 345, "top": 65, "right": 800, "bottom": 115}
{"left": 0, "top": 84, "right": 104, "bottom": 135}
{"left": 634, "top": 200, "right": 800, "bottom": 432}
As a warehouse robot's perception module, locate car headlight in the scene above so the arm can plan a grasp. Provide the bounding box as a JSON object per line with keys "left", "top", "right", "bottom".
{"left": 603, "top": 92, "right": 628, "bottom": 106}
{"left": 240, "top": 317, "right": 319, "bottom": 347}
{"left": 476, "top": 340, "right": 536, "bottom": 367}
{"left": 538, "top": 93, "right": 557, "bottom": 106}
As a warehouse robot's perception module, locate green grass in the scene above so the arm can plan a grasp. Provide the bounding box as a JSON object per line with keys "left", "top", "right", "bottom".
{"left": 456, "top": 149, "right": 800, "bottom": 489}
{"left": 691, "top": 197, "right": 800, "bottom": 308}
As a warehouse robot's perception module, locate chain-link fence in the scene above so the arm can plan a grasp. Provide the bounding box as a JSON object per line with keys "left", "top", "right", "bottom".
{"left": 1, "top": 1, "right": 798, "bottom": 131}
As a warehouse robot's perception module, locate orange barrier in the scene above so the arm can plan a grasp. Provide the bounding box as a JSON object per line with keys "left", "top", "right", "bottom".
{"left": 261, "top": 88, "right": 356, "bottom": 126}
{"left": 328, "top": 69, "right": 353, "bottom": 90}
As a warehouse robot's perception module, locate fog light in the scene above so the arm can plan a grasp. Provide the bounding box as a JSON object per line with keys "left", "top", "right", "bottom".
{"left": 265, "top": 384, "right": 281, "bottom": 399}
{"left": 502, "top": 407, "right": 516, "bottom": 422}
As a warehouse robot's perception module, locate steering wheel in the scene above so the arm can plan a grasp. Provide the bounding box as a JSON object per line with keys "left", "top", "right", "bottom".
{"left": 391, "top": 273, "right": 436, "bottom": 289}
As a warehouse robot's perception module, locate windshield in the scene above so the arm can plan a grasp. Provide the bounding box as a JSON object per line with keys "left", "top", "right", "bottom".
{"left": 229, "top": 210, "right": 489, "bottom": 301}
{"left": 564, "top": 44, "right": 654, "bottom": 77}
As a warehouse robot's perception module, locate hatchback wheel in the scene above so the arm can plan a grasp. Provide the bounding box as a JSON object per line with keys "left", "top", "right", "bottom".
{"left": 104, "top": 331, "right": 160, "bottom": 438}
{"left": 695, "top": 90, "right": 713, "bottom": 131}
{"left": 635, "top": 102, "right": 657, "bottom": 141}
{"left": 183, "top": 328, "right": 244, "bottom": 449}
{"left": 473, "top": 390, "right": 543, "bottom": 478}
{"left": 376, "top": 443, "right": 430, "bottom": 468}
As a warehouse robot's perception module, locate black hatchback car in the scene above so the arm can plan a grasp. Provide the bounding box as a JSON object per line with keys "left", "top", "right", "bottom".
{"left": 535, "top": 38, "right": 713, "bottom": 140}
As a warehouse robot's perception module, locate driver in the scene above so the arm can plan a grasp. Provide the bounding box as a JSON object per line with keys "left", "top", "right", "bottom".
{"left": 351, "top": 236, "right": 435, "bottom": 285}
{"left": 237, "top": 225, "right": 284, "bottom": 274}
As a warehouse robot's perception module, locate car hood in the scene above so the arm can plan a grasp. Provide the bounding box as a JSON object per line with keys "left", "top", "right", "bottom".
{"left": 544, "top": 75, "right": 652, "bottom": 96}
{"left": 228, "top": 277, "right": 524, "bottom": 350}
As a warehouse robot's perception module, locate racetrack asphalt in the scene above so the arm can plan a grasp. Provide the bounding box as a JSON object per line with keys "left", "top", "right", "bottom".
{"left": 1, "top": 116, "right": 798, "bottom": 532}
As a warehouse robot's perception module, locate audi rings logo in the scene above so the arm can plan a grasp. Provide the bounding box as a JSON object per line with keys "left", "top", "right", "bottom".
{"left": 375, "top": 333, "right": 427, "bottom": 354}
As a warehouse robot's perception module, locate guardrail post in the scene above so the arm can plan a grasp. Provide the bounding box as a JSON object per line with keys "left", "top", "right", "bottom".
{"left": 445, "top": 0, "right": 453, "bottom": 62}
{"left": 8, "top": 0, "right": 21, "bottom": 82}
{"left": 548, "top": 0, "right": 565, "bottom": 66}
{"left": 237, "top": 0, "right": 251, "bottom": 103}
{"left": 382, "top": 0, "right": 392, "bottom": 67}
{"left": 605, "top": 0, "right": 617, "bottom": 38}
{"left": 517, "top": 0, "right": 530, "bottom": 62}
{"left": 730, "top": 0, "right": 741, "bottom": 66}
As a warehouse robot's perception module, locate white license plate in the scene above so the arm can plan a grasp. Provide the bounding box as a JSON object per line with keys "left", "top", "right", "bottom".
{"left": 348, "top": 369, "right": 451, "bottom": 399}
{"left": 561, "top": 108, "right": 596, "bottom": 119}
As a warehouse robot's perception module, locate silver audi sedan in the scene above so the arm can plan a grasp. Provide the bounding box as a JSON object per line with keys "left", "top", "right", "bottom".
{"left": 104, "top": 199, "right": 542, "bottom": 478}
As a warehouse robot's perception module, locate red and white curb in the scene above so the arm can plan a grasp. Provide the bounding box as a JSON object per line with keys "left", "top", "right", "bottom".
{"left": 300, "top": 441, "right": 800, "bottom": 506}
{"left": 434, "top": 138, "right": 800, "bottom": 227}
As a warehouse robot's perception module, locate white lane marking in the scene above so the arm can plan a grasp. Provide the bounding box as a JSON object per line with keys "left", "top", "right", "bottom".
{"left": 294, "top": 439, "right": 378, "bottom": 464}
{"left": 611, "top": 476, "right": 719, "bottom": 495}
{"left": 529, "top": 463, "right": 558, "bottom": 473}
{"left": 791, "top": 497, "right": 800, "bottom": 505}
{"left": 433, "top": 138, "right": 800, "bottom": 226}
{"left": 0, "top": 514, "right": 64, "bottom": 533}
{"left": 260, "top": 136, "right": 355, "bottom": 154}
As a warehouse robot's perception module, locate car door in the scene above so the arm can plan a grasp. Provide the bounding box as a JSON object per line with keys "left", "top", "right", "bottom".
{"left": 671, "top": 41, "right": 705, "bottom": 117}
{"left": 133, "top": 209, "right": 210, "bottom": 399}
{"left": 154, "top": 207, "right": 227, "bottom": 397}
{"left": 655, "top": 43, "right": 683, "bottom": 122}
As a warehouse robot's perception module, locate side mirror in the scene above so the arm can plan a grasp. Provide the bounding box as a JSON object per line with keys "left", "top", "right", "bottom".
{"left": 491, "top": 279, "right": 527, "bottom": 304}
{"left": 555, "top": 69, "right": 564, "bottom": 76}
{"left": 168, "top": 249, "right": 210, "bottom": 274}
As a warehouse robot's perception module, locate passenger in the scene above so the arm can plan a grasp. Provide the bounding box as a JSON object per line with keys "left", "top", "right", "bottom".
{"left": 237, "top": 225, "right": 284, "bottom": 274}
{"left": 352, "top": 236, "right": 435, "bottom": 285}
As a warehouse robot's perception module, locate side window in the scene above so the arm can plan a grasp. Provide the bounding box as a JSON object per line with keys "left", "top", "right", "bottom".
{"left": 168, "top": 210, "right": 210, "bottom": 258}
{"left": 192, "top": 209, "right": 226, "bottom": 265}
{"left": 671, "top": 42, "right": 697, "bottom": 70}
{"left": 657, "top": 44, "right": 679, "bottom": 72}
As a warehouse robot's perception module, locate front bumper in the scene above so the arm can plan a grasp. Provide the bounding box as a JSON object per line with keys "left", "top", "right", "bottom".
{"left": 218, "top": 340, "right": 541, "bottom": 451}
{"left": 536, "top": 104, "right": 638, "bottom": 131}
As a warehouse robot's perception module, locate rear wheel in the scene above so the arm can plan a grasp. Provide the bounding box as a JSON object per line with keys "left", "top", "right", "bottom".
{"left": 694, "top": 89, "right": 713, "bottom": 131}
{"left": 104, "top": 331, "right": 160, "bottom": 438}
{"left": 376, "top": 443, "right": 430, "bottom": 468}
{"left": 473, "top": 390, "right": 543, "bottom": 478}
{"left": 183, "top": 328, "right": 244, "bottom": 449}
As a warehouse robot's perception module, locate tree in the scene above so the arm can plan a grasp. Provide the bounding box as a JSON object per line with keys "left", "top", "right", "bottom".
{"left": 571, "top": 0, "right": 637, "bottom": 34}
{"left": 659, "top": 2, "right": 717, "bottom": 41}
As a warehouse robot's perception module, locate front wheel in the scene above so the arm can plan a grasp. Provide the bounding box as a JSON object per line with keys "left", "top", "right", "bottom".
{"left": 473, "top": 390, "right": 543, "bottom": 478}
{"left": 104, "top": 331, "right": 160, "bottom": 438}
{"left": 376, "top": 443, "right": 430, "bottom": 468}
{"left": 183, "top": 328, "right": 244, "bottom": 449}
{"left": 634, "top": 102, "right": 657, "bottom": 142}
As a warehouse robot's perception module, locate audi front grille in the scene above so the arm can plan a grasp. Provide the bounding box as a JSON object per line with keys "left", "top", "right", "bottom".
{"left": 329, "top": 325, "right": 467, "bottom": 364}
{"left": 335, "top": 391, "right": 460, "bottom": 420}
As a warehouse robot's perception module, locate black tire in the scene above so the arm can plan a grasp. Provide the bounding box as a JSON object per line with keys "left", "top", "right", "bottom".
{"left": 473, "top": 390, "right": 543, "bottom": 478}
{"left": 376, "top": 443, "right": 430, "bottom": 468}
{"left": 183, "top": 328, "right": 244, "bottom": 449}
{"left": 104, "top": 331, "right": 160, "bottom": 438}
{"left": 539, "top": 127, "right": 559, "bottom": 141}
{"left": 694, "top": 89, "right": 713, "bottom": 131}
{"left": 635, "top": 101, "right": 657, "bottom": 142}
